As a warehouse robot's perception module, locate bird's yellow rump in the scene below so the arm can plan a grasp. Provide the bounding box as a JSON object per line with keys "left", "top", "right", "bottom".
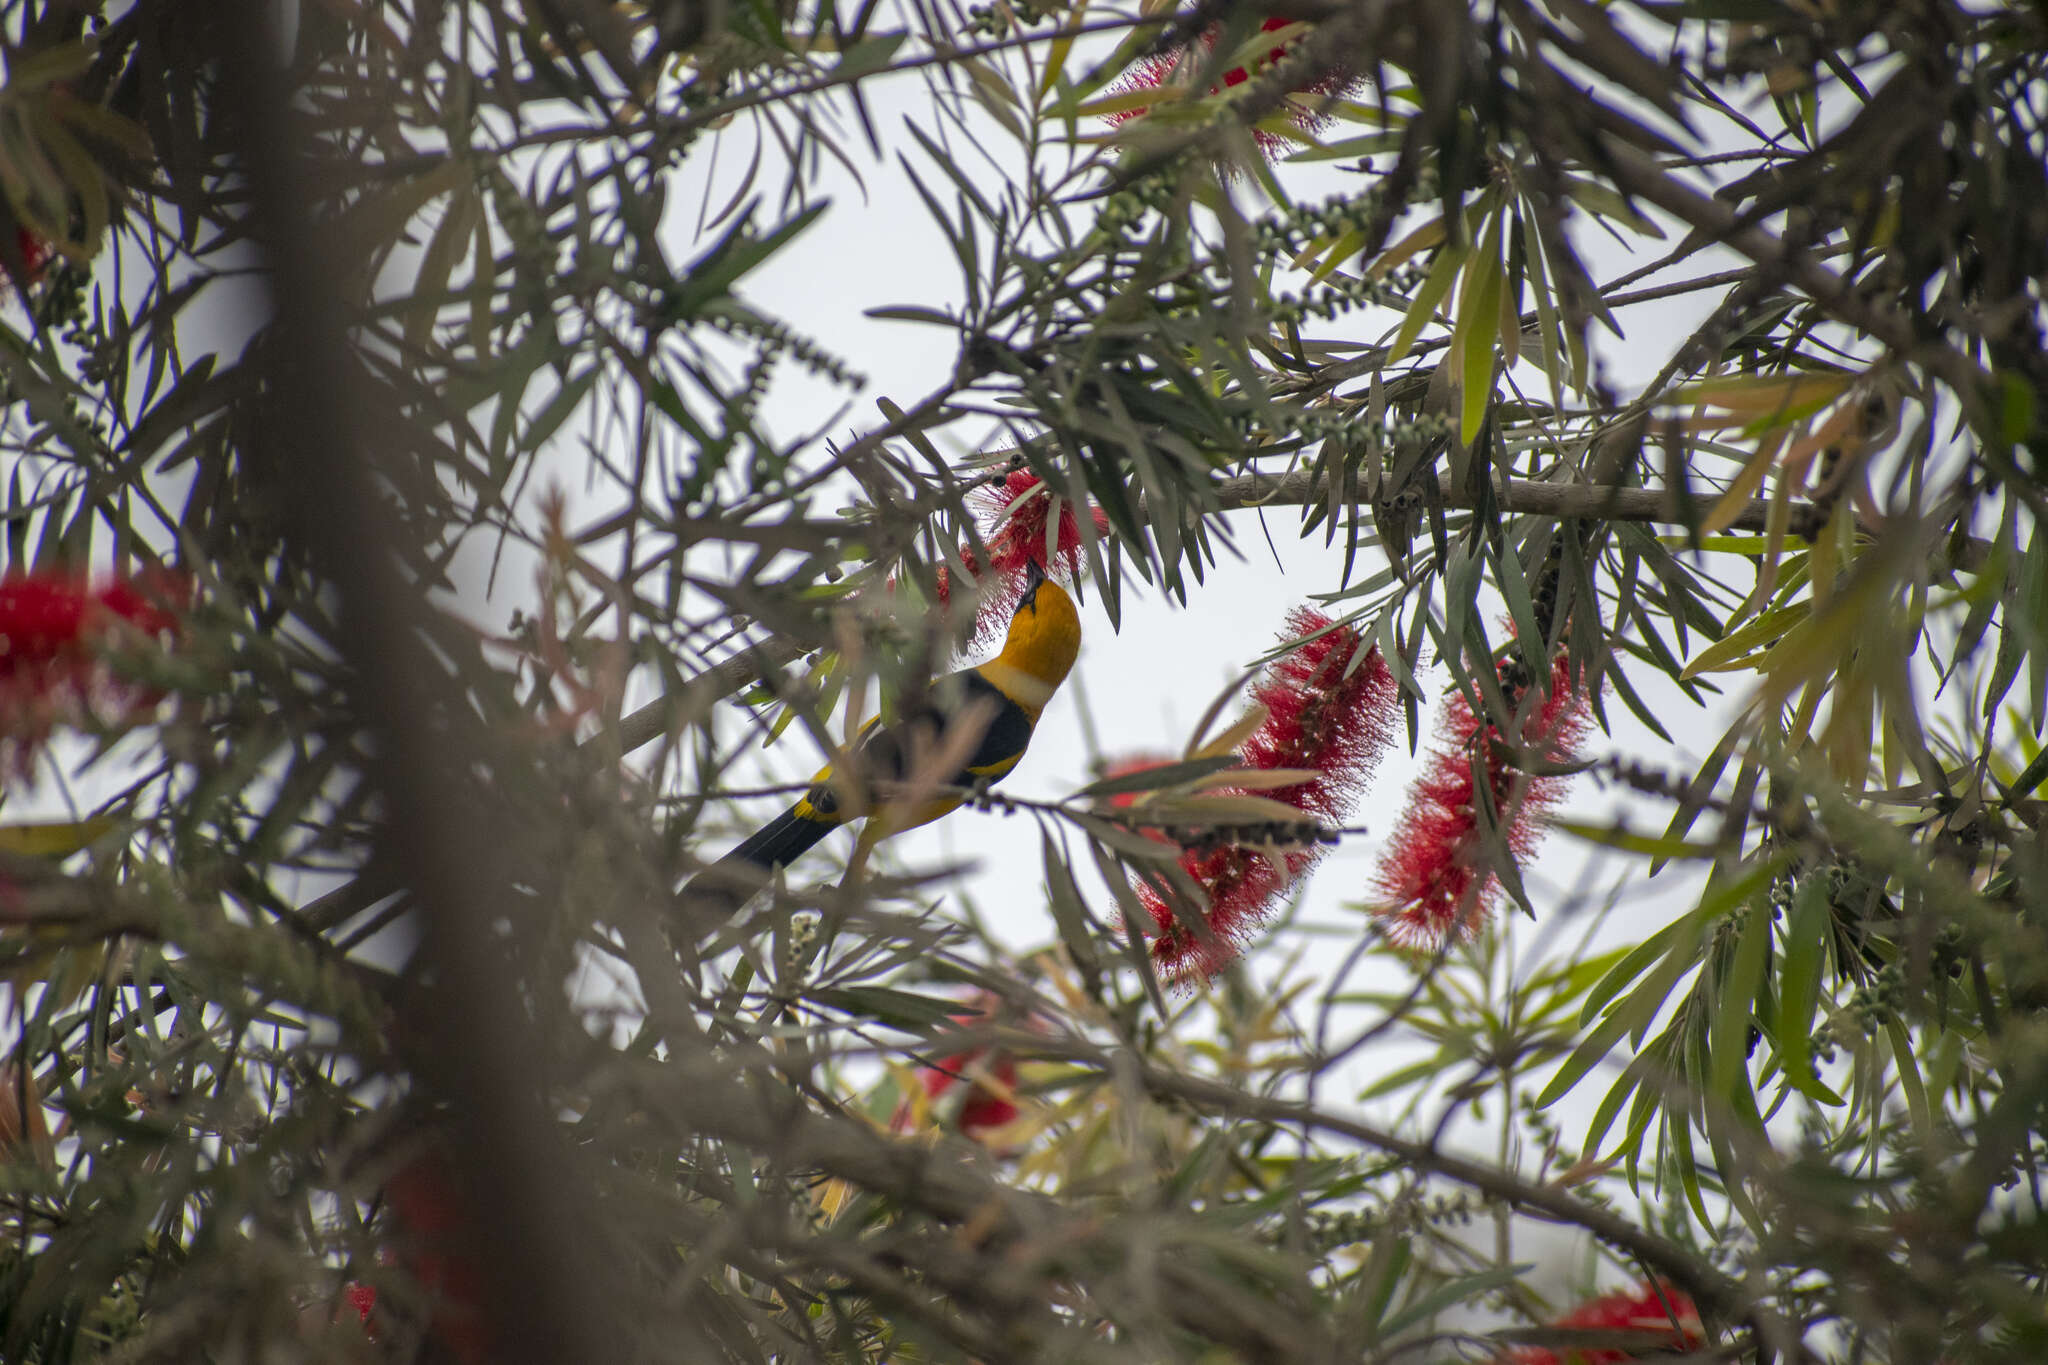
{"left": 687, "top": 569, "right": 1081, "bottom": 919}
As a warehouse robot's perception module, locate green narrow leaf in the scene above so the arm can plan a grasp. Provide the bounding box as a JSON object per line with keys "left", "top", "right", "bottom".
{"left": 1708, "top": 901, "right": 1770, "bottom": 1111}
{"left": 1773, "top": 873, "right": 1842, "bottom": 1105}
{"left": 1539, "top": 937, "right": 1690, "bottom": 1111}
{"left": 1077, "top": 755, "right": 1241, "bottom": 800}
{"left": 813, "top": 987, "right": 961, "bottom": 1030}
{"left": 1663, "top": 1102, "right": 1714, "bottom": 1228}
{"left": 405, "top": 182, "right": 480, "bottom": 350}
{"left": 1886, "top": 1016, "right": 1931, "bottom": 1145}
{"left": 1455, "top": 213, "right": 1504, "bottom": 445}
{"left": 1088, "top": 839, "right": 1169, "bottom": 1018}
{"left": 520, "top": 363, "right": 600, "bottom": 452}
{"left": 1492, "top": 537, "right": 1545, "bottom": 672}
{"left": 1387, "top": 240, "right": 1467, "bottom": 365}
{"left": 1377, "top": 1264, "right": 1534, "bottom": 1340}
{"left": 670, "top": 200, "right": 831, "bottom": 318}
{"left": 833, "top": 29, "right": 909, "bottom": 78}
{"left": 1556, "top": 821, "right": 1717, "bottom": 861}
{"left": 1582, "top": 1049, "right": 1653, "bottom": 1159}
{"left": 1041, "top": 832, "right": 1103, "bottom": 996}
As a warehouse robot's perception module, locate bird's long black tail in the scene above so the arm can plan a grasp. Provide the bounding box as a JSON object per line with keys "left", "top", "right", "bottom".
{"left": 677, "top": 803, "right": 838, "bottom": 938}
{"left": 724, "top": 803, "right": 837, "bottom": 871}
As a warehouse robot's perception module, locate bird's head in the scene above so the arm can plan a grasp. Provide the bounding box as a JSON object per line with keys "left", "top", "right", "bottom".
{"left": 997, "top": 563, "right": 1081, "bottom": 690}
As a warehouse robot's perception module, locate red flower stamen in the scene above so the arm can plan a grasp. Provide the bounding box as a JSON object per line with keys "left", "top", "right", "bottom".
{"left": 1136, "top": 607, "right": 1397, "bottom": 983}
{"left": 343, "top": 1281, "right": 378, "bottom": 1326}
{"left": 1495, "top": 1279, "right": 1704, "bottom": 1364}
{"left": 1099, "top": 753, "right": 1179, "bottom": 793}
{"left": 0, "top": 568, "right": 190, "bottom": 779}
{"left": 4, "top": 228, "right": 50, "bottom": 290}
{"left": 1371, "top": 646, "right": 1589, "bottom": 947}
{"left": 1098, "top": 752, "right": 1180, "bottom": 834}
{"left": 924, "top": 470, "right": 1108, "bottom": 638}
{"left": 384, "top": 1148, "right": 492, "bottom": 1365}
{"left": 1103, "top": 17, "right": 1360, "bottom": 154}
{"left": 891, "top": 1000, "right": 1033, "bottom": 1154}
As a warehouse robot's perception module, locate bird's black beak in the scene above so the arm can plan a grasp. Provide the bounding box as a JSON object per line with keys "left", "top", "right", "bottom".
{"left": 1019, "top": 558, "right": 1047, "bottom": 611}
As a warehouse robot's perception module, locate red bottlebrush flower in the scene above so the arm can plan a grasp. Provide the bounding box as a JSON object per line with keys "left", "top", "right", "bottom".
{"left": 1096, "top": 752, "right": 1181, "bottom": 821}
{"left": 0, "top": 568, "right": 189, "bottom": 778}
{"left": 1146, "top": 840, "right": 1308, "bottom": 983}
{"left": 298, "top": 1277, "right": 382, "bottom": 1341}
{"left": 1495, "top": 1280, "right": 1704, "bottom": 1364}
{"left": 891, "top": 1001, "right": 1034, "bottom": 1154}
{"left": 4, "top": 228, "right": 50, "bottom": 290}
{"left": 343, "top": 1281, "right": 378, "bottom": 1323}
{"left": 969, "top": 470, "right": 1107, "bottom": 616}
{"left": 1371, "top": 646, "right": 1590, "bottom": 948}
{"left": 919, "top": 470, "right": 1107, "bottom": 638}
{"left": 1140, "top": 607, "right": 1397, "bottom": 983}
{"left": 1104, "top": 17, "right": 1360, "bottom": 154}
{"left": 384, "top": 1148, "right": 492, "bottom": 1365}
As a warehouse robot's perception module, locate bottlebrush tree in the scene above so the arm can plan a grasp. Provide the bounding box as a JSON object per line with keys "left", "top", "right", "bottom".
{"left": 0, "top": 3, "right": 2044, "bottom": 1364}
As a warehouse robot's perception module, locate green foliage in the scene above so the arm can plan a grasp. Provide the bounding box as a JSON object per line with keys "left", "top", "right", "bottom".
{"left": 1, "top": 0, "right": 2047, "bottom": 1362}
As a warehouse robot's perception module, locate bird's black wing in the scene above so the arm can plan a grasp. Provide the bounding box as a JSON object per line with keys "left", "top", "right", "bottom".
{"left": 803, "top": 671, "right": 1033, "bottom": 817}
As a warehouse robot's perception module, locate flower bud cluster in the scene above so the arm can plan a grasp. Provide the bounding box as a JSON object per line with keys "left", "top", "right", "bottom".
{"left": 1269, "top": 269, "right": 1408, "bottom": 325}
{"left": 1305, "top": 1190, "right": 1484, "bottom": 1251}
{"left": 703, "top": 307, "right": 865, "bottom": 388}
{"left": 1814, "top": 961, "right": 1908, "bottom": 1054}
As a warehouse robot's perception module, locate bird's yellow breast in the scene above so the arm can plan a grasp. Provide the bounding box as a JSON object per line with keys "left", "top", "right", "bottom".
{"left": 987, "top": 579, "right": 1080, "bottom": 716}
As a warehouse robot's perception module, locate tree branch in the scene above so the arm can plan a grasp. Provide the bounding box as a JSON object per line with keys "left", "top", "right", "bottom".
{"left": 1590, "top": 137, "right": 1994, "bottom": 419}
{"left": 615, "top": 466, "right": 1990, "bottom": 757}
{"left": 217, "top": 10, "right": 625, "bottom": 1360}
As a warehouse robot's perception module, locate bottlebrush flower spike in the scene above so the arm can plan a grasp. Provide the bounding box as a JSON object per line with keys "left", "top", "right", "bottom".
{"left": 298, "top": 1277, "right": 383, "bottom": 1341}
{"left": 1103, "top": 16, "right": 1360, "bottom": 155}
{"left": 890, "top": 999, "right": 1034, "bottom": 1154}
{"left": 933, "top": 470, "right": 1108, "bottom": 638}
{"left": 1139, "top": 607, "right": 1396, "bottom": 983}
{"left": 1371, "top": 646, "right": 1590, "bottom": 948}
{"left": 4, "top": 228, "right": 50, "bottom": 290}
{"left": 343, "top": 1282, "right": 378, "bottom": 1324}
{"left": 1096, "top": 753, "right": 1180, "bottom": 828}
{"left": 0, "top": 567, "right": 190, "bottom": 779}
{"left": 384, "top": 1147, "right": 492, "bottom": 1365}
{"left": 1494, "top": 1279, "right": 1704, "bottom": 1364}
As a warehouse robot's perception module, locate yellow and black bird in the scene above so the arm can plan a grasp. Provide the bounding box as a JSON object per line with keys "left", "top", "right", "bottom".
{"left": 687, "top": 565, "right": 1082, "bottom": 921}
